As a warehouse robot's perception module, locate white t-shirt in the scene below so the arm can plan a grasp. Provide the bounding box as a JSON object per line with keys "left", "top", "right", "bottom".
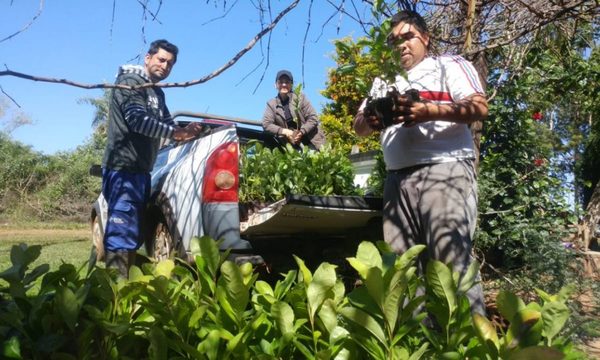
{"left": 365, "top": 55, "right": 484, "bottom": 170}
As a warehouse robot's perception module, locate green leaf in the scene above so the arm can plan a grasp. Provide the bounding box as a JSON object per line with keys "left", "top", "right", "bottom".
{"left": 507, "top": 308, "right": 542, "bottom": 348}
{"left": 254, "top": 280, "right": 275, "bottom": 297}
{"left": 272, "top": 301, "right": 295, "bottom": 336}
{"left": 274, "top": 270, "right": 297, "bottom": 300}
{"left": 307, "top": 262, "right": 337, "bottom": 321}
{"left": 219, "top": 260, "right": 250, "bottom": 317}
{"left": 226, "top": 332, "right": 245, "bottom": 353}
{"left": 534, "top": 288, "right": 554, "bottom": 303}
{"left": 496, "top": 290, "right": 526, "bottom": 322}
{"left": 294, "top": 255, "right": 313, "bottom": 285}
{"left": 148, "top": 326, "right": 168, "bottom": 360}
{"left": 154, "top": 259, "right": 175, "bottom": 278}
{"left": 55, "top": 286, "right": 83, "bottom": 332}
{"left": 198, "top": 329, "right": 221, "bottom": 360}
{"left": 425, "top": 260, "right": 457, "bottom": 320}
{"left": 439, "top": 352, "right": 462, "bottom": 359}
{"left": 346, "top": 285, "right": 383, "bottom": 317}
{"left": 128, "top": 265, "right": 148, "bottom": 282}
{"left": 346, "top": 257, "right": 370, "bottom": 280}
{"left": 356, "top": 241, "right": 383, "bottom": 270}
{"left": 2, "top": 337, "right": 21, "bottom": 359}
{"left": 395, "top": 244, "right": 426, "bottom": 272}
{"left": 188, "top": 305, "right": 208, "bottom": 328}
{"left": 364, "top": 266, "right": 384, "bottom": 310}
{"left": 318, "top": 299, "right": 338, "bottom": 335}
{"left": 473, "top": 313, "right": 499, "bottom": 350}
{"left": 407, "top": 342, "right": 429, "bottom": 360}
{"left": 0, "top": 265, "right": 23, "bottom": 284}
{"left": 339, "top": 307, "right": 387, "bottom": 347}
{"left": 541, "top": 301, "right": 569, "bottom": 343}
{"left": 457, "top": 260, "right": 480, "bottom": 295}
{"left": 383, "top": 267, "right": 414, "bottom": 335}
{"left": 11, "top": 243, "right": 42, "bottom": 269}
{"left": 22, "top": 263, "right": 50, "bottom": 286}
{"left": 191, "top": 236, "right": 221, "bottom": 278}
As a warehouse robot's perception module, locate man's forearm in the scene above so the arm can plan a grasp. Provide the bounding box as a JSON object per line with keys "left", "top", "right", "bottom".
{"left": 424, "top": 94, "right": 488, "bottom": 124}
{"left": 125, "top": 107, "right": 175, "bottom": 139}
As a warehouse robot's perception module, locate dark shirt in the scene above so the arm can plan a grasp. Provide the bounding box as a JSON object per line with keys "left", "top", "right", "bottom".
{"left": 279, "top": 95, "right": 298, "bottom": 130}
{"left": 102, "top": 65, "right": 175, "bottom": 173}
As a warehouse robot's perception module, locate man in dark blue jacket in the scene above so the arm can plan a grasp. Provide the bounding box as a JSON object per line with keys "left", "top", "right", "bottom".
{"left": 102, "top": 39, "right": 202, "bottom": 277}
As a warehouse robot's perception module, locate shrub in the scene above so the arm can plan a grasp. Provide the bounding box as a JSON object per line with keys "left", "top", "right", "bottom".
{"left": 239, "top": 142, "right": 361, "bottom": 204}
{"left": 0, "top": 240, "right": 585, "bottom": 359}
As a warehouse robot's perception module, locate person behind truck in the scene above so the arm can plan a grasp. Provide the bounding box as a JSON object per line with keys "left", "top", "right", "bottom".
{"left": 262, "top": 70, "right": 326, "bottom": 150}
{"left": 353, "top": 10, "right": 488, "bottom": 315}
{"left": 101, "top": 39, "right": 203, "bottom": 278}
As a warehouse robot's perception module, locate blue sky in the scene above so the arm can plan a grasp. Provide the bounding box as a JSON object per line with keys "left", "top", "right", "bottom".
{"left": 0, "top": 1, "right": 369, "bottom": 154}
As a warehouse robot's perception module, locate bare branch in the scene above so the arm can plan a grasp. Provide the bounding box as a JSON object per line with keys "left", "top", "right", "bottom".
{"left": 315, "top": 1, "right": 344, "bottom": 41}
{"left": 248, "top": 0, "right": 275, "bottom": 94}
{"left": 162, "top": 0, "right": 300, "bottom": 89}
{"left": 0, "top": 0, "right": 44, "bottom": 44}
{"left": 0, "top": 69, "right": 118, "bottom": 90}
{"left": 0, "top": 85, "right": 21, "bottom": 108}
{"left": 463, "top": 0, "right": 599, "bottom": 56}
{"left": 0, "top": 0, "right": 301, "bottom": 91}
{"left": 202, "top": 0, "right": 240, "bottom": 25}
{"left": 137, "top": 0, "right": 163, "bottom": 22}
{"left": 110, "top": 0, "right": 116, "bottom": 40}
{"left": 301, "top": 0, "right": 315, "bottom": 83}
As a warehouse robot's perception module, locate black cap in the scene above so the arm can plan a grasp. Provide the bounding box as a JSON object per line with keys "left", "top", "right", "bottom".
{"left": 276, "top": 70, "right": 293, "bottom": 83}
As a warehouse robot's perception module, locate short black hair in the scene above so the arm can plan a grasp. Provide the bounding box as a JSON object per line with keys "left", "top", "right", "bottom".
{"left": 148, "top": 39, "right": 179, "bottom": 63}
{"left": 390, "top": 10, "right": 428, "bottom": 35}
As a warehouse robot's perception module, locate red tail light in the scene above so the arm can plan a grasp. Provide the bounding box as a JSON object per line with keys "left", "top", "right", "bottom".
{"left": 202, "top": 142, "right": 239, "bottom": 202}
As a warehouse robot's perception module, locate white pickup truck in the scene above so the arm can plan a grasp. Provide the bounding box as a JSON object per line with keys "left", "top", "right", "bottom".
{"left": 90, "top": 112, "right": 382, "bottom": 270}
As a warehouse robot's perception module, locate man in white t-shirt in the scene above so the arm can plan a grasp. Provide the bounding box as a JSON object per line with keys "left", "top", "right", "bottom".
{"left": 354, "top": 10, "right": 488, "bottom": 315}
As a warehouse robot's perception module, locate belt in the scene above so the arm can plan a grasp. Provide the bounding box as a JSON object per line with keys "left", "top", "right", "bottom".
{"left": 387, "top": 163, "right": 429, "bottom": 174}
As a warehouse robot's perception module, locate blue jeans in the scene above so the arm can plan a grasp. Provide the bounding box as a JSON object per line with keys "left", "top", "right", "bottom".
{"left": 102, "top": 169, "right": 150, "bottom": 252}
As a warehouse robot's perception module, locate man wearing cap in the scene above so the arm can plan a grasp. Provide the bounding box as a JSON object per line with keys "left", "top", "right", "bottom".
{"left": 262, "top": 70, "right": 326, "bottom": 150}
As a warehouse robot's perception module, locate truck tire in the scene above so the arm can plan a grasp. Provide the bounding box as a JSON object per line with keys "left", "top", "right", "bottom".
{"left": 150, "top": 216, "right": 175, "bottom": 262}
{"left": 92, "top": 215, "right": 105, "bottom": 261}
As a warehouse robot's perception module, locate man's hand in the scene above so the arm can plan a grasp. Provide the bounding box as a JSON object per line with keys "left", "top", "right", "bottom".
{"left": 291, "top": 130, "right": 303, "bottom": 144}
{"left": 366, "top": 114, "right": 383, "bottom": 130}
{"left": 391, "top": 93, "right": 425, "bottom": 127}
{"left": 173, "top": 122, "right": 203, "bottom": 142}
{"left": 281, "top": 128, "right": 300, "bottom": 144}
{"left": 363, "top": 107, "right": 384, "bottom": 131}
{"left": 353, "top": 106, "right": 381, "bottom": 137}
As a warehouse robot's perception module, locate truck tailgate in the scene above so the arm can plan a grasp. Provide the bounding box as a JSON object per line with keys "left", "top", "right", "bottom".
{"left": 240, "top": 195, "right": 382, "bottom": 236}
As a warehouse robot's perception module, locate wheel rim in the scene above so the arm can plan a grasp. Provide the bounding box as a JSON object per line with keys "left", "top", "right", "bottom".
{"left": 154, "top": 222, "right": 172, "bottom": 261}
{"left": 92, "top": 217, "right": 105, "bottom": 261}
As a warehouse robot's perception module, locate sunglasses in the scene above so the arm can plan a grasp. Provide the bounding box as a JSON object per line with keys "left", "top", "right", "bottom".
{"left": 386, "top": 32, "right": 417, "bottom": 47}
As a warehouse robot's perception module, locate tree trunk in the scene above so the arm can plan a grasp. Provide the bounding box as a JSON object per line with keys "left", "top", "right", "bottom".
{"left": 461, "top": 0, "right": 486, "bottom": 171}
{"left": 580, "top": 180, "right": 600, "bottom": 251}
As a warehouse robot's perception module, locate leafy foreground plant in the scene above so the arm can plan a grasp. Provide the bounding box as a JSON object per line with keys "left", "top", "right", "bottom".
{"left": 0, "top": 240, "right": 587, "bottom": 359}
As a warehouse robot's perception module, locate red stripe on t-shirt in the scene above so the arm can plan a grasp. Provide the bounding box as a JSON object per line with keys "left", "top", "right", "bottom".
{"left": 419, "top": 91, "right": 452, "bottom": 102}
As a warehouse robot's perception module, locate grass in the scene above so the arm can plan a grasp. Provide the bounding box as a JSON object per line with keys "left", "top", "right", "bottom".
{"left": 0, "top": 222, "right": 93, "bottom": 274}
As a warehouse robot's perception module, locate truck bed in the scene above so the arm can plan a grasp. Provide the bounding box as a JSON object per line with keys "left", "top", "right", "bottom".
{"left": 240, "top": 194, "right": 382, "bottom": 238}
